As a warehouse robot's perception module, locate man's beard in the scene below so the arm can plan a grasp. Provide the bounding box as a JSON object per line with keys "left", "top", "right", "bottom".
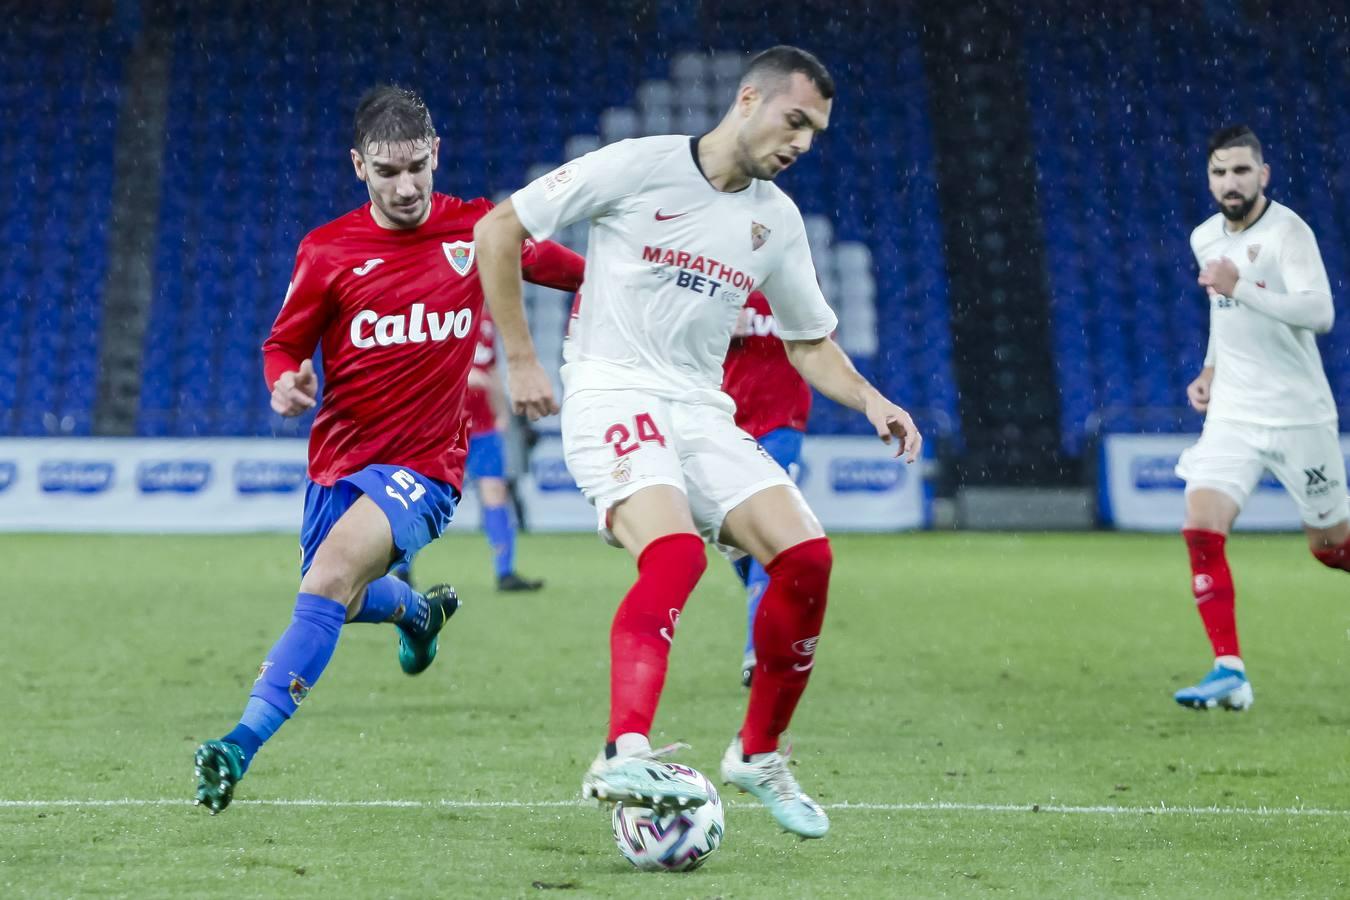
{"left": 735, "top": 133, "right": 779, "bottom": 182}
{"left": 1219, "top": 191, "right": 1259, "bottom": 221}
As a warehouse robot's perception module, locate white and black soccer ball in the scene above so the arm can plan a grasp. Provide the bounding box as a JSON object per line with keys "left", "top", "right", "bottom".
{"left": 611, "top": 767, "right": 725, "bottom": 872}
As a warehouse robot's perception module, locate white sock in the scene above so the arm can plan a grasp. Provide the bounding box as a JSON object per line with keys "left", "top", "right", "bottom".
{"left": 1215, "top": 655, "right": 1245, "bottom": 672}
{"left": 614, "top": 732, "right": 651, "bottom": 758}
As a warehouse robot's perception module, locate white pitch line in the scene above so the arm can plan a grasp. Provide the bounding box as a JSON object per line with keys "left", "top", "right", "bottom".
{"left": 2, "top": 799, "right": 1347, "bottom": 817}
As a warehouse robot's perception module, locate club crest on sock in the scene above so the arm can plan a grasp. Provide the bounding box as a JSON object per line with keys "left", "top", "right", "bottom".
{"left": 288, "top": 674, "right": 311, "bottom": 706}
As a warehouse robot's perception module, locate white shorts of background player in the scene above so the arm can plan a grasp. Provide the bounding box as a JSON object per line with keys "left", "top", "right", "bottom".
{"left": 1176, "top": 418, "right": 1350, "bottom": 527}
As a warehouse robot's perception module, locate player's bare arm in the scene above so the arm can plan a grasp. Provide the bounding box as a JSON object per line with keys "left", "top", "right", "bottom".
{"left": 270, "top": 358, "right": 318, "bottom": 416}
{"left": 1186, "top": 365, "right": 1214, "bottom": 413}
{"left": 473, "top": 199, "right": 558, "bottom": 420}
{"left": 784, "top": 336, "right": 922, "bottom": 462}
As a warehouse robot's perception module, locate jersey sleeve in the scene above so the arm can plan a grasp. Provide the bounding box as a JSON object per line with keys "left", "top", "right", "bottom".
{"left": 1279, "top": 218, "right": 1332, "bottom": 297}
{"left": 510, "top": 140, "right": 652, "bottom": 241}
{"left": 521, "top": 238, "right": 586, "bottom": 291}
{"left": 757, "top": 210, "right": 839, "bottom": 341}
{"left": 262, "top": 238, "right": 335, "bottom": 388}
{"left": 1188, "top": 225, "right": 1207, "bottom": 269}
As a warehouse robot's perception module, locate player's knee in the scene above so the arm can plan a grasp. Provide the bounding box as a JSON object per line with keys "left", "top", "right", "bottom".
{"left": 299, "top": 557, "right": 368, "bottom": 611}
{"left": 1311, "top": 538, "right": 1350, "bottom": 572}
{"left": 767, "top": 537, "right": 833, "bottom": 600}
{"left": 637, "top": 532, "right": 707, "bottom": 591}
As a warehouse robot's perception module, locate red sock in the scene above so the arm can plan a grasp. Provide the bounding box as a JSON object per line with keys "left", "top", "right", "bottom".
{"left": 1182, "top": 528, "right": 1239, "bottom": 658}
{"left": 1312, "top": 534, "right": 1350, "bottom": 571}
{"left": 741, "top": 537, "right": 832, "bottom": 756}
{"left": 607, "top": 533, "right": 707, "bottom": 742}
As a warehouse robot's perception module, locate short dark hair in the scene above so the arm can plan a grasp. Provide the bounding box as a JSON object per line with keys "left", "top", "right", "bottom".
{"left": 741, "top": 45, "right": 835, "bottom": 101}
{"left": 1207, "top": 125, "right": 1263, "bottom": 162}
{"left": 352, "top": 85, "right": 436, "bottom": 154}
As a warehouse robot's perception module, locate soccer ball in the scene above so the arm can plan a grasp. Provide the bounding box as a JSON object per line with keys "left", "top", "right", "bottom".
{"left": 611, "top": 767, "right": 725, "bottom": 872}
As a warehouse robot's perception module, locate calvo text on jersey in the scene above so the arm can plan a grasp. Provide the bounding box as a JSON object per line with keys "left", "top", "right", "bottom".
{"left": 642, "top": 245, "right": 756, "bottom": 300}
{"left": 350, "top": 302, "right": 475, "bottom": 349}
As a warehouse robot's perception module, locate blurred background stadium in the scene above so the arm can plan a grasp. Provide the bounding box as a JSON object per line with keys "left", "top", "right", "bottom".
{"left": 3, "top": 0, "right": 1348, "bottom": 529}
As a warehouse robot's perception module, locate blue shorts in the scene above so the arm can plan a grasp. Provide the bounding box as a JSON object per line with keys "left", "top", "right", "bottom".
{"left": 465, "top": 430, "right": 505, "bottom": 481}
{"left": 299, "top": 464, "right": 459, "bottom": 576}
{"left": 756, "top": 427, "right": 804, "bottom": 478}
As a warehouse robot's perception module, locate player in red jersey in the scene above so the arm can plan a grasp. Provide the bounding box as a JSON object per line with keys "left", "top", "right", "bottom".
{"left": 458, "top": 311, "right": 547, "bottom": 590}
{"left": 193, "top": 86, "right": 583, "bottom": 814}
{"left": 723, "top": 290, "right": 813, "bottom": 687}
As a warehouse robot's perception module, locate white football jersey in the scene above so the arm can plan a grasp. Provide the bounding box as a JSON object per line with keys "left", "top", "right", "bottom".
{"left": 511, "top": 135, "right": 837, "bottom": 409}
{"left": 1190, "top": 200, "right": 1336, "bottom": 426}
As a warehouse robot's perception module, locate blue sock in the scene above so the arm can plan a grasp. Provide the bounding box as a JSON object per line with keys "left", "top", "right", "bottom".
{"left": 352, "top": 574, "right": 429, "bottom": 629}
{"left": 221, "top": 697, "right": 287, "bottom": 772}
{"left": 233, "top": 593, "right": 345, "bottom": 766}
{"left": 744, "top": 561, "right": 770, "bottom": 656}
{"left": 732, "top": 556, "right": 754, "bottom": 586}
{"left": 483, "top": 504, "right": 515, "bottom": 579}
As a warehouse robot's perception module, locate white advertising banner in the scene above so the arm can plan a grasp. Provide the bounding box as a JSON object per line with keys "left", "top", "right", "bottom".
{"left": 795, "top": 436, "right": 930, "bottom": 531}
{"left": 0, "top": 438, "right": 309, "bottom": 532}
{"left": 0, "top": 436, "right": 929, "bottom": 534}
{"left": 1100, "top": 433, "right": 1350, "bottom": 531}
{"left": 511, "top": 435, "right": 930, "bottom": 533}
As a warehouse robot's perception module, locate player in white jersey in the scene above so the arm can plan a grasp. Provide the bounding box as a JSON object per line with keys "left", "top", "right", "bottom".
{"left": 1173, "top": 125, "right": 1347, "bottom": 711}
{"left": 474, "top": 46, "right": 920, "bottom": 839}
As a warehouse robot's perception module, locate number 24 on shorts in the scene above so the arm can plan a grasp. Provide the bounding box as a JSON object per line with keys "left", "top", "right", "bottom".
{"left": 385, "top": 469, "right": 426, "bottom": 509}
{"left": 605, "top": 413, "right": 666, "bottom": 458}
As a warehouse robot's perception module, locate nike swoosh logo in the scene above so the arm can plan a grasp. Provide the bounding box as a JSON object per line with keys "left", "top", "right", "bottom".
{"left": 353, "top": 258, "right": 385, "bottom": 276}
{"left": 654, "top": 210, "right": 687, "bottom": 221}
{"left": 659, "top": 627, "right": 673, "bottom": 644}
{"left": 791, "top": 660, "right": 815, "bottom": 673}
{"left": 1318, "top": 509, "right": 1334, "bottom": 519}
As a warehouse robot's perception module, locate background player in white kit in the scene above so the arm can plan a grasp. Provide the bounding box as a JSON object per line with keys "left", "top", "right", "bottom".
{"left": 1174, "top": 125, "right": 1348, "bottom": 711}
{"left": 474, "top": 46, "right": 920, "bottom": 838}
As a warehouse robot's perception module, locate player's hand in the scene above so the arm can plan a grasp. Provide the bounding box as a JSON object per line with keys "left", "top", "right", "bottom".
{"left": 507, "top": 357, "right": 559, "bottom": 420}
{"left": 271, "top": 359, "right": 318, "bottom": 416}
{"left": 865, "top": 395, "right": 922, "bottom": 463}
{"left": 1198, "top": 257, "right": 1240, "bottom": 297}
{"left": 1186, "top": 368, "right": 1214, "bottom": 413}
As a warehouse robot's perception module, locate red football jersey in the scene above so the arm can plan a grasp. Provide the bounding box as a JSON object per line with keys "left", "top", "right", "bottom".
{"left": 263, "top": 193, "right": 584, "bottom": 488}
{"left": 464, "top": 311, "right": 498, "bottom": 437}
{"left": 722, "top": 290, "right": 812, "bottom": 438}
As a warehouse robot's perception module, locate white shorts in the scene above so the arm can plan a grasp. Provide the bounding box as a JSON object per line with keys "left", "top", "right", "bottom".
{"left": 1175, "top": 418, "right": 1349, "bottom": 527}
{"left": 560, "top": 389, "right": 798, "bottom": 549}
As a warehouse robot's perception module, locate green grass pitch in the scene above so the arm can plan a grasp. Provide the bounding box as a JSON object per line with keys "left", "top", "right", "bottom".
{"left": 1, "top": 531, "right": 1347, "bottom": 897}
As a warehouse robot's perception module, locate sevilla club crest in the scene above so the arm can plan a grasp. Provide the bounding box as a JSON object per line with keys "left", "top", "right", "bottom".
{"left": 443, "top": 241, "right": 476, "bottom": 276}
{"left": 751, "top": 221, "right": 771, "bottom": 251}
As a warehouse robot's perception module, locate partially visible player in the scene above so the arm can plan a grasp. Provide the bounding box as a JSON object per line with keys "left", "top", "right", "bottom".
{"left": 465, "top": 311, "right": 545, "bottom": 591}
{"left": 475, "top": 46, "right": 921, "bottom": 839}
{"left": 1173, "top": 125, "right": 1345, "bottom": 711}
{"left": 722, "top": 290, "right": 813, "bottom": 687}
{"left": 192, "top": 86, "right": 583, "bottom": 813}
